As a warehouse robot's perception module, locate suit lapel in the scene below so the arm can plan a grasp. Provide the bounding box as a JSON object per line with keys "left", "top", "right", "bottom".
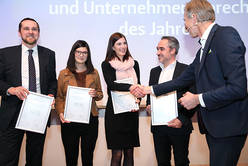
{"left": 38, "top": 46, "right": 44, "bottom": 92}
{"left": 172, "top": 62, "right": 181, "bottom": 79}
{"left": 198, "top": 24, "right": 219, "bottom": 76}
{"left": 154, "top": 67, "right": 161, "bottom": 84}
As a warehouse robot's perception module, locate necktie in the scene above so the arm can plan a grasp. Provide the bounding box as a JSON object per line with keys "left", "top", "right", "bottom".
{"left": 28, "top": 49, "right": 36, "bottom": 92}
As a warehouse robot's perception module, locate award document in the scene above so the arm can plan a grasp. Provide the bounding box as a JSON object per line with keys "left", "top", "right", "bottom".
{"left": 151, "top": 91, "right": 178, "bottom": 126}
{"left": 111, "top": 78, "right": 139, "bottom": 114}
{"left": 15, "top": 92, "right": 54, "bottom": 134}
{"left": 64, "top": 86, "right": 92, "bottom": 124}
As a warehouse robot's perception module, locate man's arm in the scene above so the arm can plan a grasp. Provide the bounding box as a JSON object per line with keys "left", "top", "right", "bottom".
{"left": 0, "top": 49, "right": 11, "bottom": 96}
{"left": 152, "top": 57, "right": 197, "bottom": 97}
{"left": 47, "top": 50, "right": 57, "bottom": 97}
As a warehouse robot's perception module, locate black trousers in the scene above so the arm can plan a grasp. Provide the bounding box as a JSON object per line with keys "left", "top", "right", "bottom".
{"left": 0, "top": 124, "right": 47, "bottom": 166}
{"left": 152, "top": 133, "right": 190, "bottom": 166}
{"left": 61, "top": 116, "right": 98, "bottom": 166}
{"left": 206, "top": 134, "right": 247, "bottom": 166}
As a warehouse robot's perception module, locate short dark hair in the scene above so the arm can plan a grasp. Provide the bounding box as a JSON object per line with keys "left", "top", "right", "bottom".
{"left": 161, "top": 36, "right": 180, "bottom": 55}
{"left": 105, "top": 32, "right": 132, "bottom": 62}
{"left": 67, "top": 40, "right": 94, "bottom": 74}
{"left": 19, "top": 17, "right": 40, "bottom": 32}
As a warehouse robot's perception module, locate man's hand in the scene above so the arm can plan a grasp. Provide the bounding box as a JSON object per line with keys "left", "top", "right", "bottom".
{"left": 178, "top": 92, "right": 199, "bottom": 110}
{"left": 59, "top": 113, "right": 71, "bottom": 123}
{"left": 48, "top": 94, "right": 55, "bottom": 108}
{"left": 167, "top": 118, "right": 182, "bottom": 128}
{"left": 130, "top": 85, "right": 152, "bottom": 98}
{"left": 7, "top": 86, "right": 29, "bottom": 100}
{"left": 146, "top": 105, "right": 151, "bottom": 116}
{"left": 130, "top": 84, "right": 144, "bottom": 98}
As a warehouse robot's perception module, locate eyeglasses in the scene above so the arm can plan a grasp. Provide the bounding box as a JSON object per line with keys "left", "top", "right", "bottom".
{"left": 75, "top": 50, "right": 88, "bottom": 56}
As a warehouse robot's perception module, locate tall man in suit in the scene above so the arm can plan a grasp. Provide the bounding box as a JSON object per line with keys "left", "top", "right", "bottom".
{"left": 146, "top": 36, "right": 195, "bottom": 166}
{"left": 131, "top": 0, "right": 248, "bottom": 165}
{"left": 0, "top": 18, "right": 57, "bottom": 166}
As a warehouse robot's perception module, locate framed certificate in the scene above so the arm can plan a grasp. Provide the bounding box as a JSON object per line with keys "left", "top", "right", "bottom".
{"left": 64, "top": 86, "right": 92, "bottom": 124}
{"left": 15, "top": 92, "right": 54, "bottom": 134}
{"left": 111, "top": 78, "right": 139, "bottom": 114}
{"left": 151, "top": 91, "right": 178, "bottom": 126}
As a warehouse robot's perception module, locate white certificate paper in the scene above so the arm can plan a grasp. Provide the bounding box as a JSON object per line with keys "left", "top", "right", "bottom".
{"left": 151, "top": 91, "right": 178, "bottom": 126}
{"left": 15, "top": 92, "right": 54, "bottom": 134}
{"left": 64, "top": 86, "right": 92, "bottom": 124}
{"left": 111, "top": 78, "right": 139, "bottom": 114}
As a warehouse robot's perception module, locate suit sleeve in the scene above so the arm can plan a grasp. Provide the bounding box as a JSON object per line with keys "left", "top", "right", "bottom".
{"left": 153, "top": 57, "right": 197, "bottom": 97}
{"left": 47, "top": 51, "right": 57, "bottom": 96}
{"left": 101, "top": 61, "right": 132, "bottom": 91}
{"left": 202, "top": 27, "right": 247, "bottom": 110}
{"left": 0, "top": 49, "right": 11, "bottom": 96}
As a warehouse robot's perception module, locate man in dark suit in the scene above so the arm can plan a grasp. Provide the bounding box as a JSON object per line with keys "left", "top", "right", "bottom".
{"left": 0, "top": 18, "right": 57, "bottom": 166}
{"left": 131, "top": 0, "right": 247, "bottom": 165}
{"left": 146, "top": 36, "right": 195, "bottom": 166}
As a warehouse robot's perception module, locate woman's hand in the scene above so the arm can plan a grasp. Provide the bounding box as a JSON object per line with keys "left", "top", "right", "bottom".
{"left": 146, "top": 105, "right": 151, "bottom": 116}
{"left": 59, "top": 113, "right": 70, "bottom": 123}
{"left": 89, "top": 88, "right": 97, "bottom": 98}
{"left": 131, "top": 99, "right": 140, "bottom": 112}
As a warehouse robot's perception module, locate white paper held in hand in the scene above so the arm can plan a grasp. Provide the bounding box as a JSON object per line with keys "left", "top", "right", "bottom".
{"left": 15, "top": 92, "right": 54, "bottom": 134}
{"left": 111, "top": 78, "right": 139, "bottom": 114}
{"left": 151, "top": 91, "right": 178, "bottom": 126}
{"left": 64, "top": 86, "right": 92, "bottom": 124}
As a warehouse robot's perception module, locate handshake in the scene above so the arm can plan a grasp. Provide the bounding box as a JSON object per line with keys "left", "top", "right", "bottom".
{"left": 129, "top": 84, "right": 200, "bottom": 110}
{"left": 129, "top": 84, "right": 152, "bottom": 98}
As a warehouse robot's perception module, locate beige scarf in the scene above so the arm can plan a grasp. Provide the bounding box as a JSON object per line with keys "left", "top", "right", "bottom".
{"left": 109, "top": 57, "right": 138, "bottom": 84}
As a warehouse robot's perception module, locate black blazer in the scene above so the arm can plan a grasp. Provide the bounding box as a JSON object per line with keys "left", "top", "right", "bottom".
{"left": 0, "top": 45, "right": 57, "bottom": 131}
{"left": 153, "top": 24, "right": 248, "bottom": 138}
{"left": 147, "top": 62, "right": 195, "bottom": 135}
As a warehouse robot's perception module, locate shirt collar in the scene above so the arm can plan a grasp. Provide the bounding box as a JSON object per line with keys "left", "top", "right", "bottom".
{"left": 160, "top": 60, "right": 177, "bottom": 70}
{"left": 200, "top": 22, "right": 215, "bottom": 45}
{"left": 22, "top": 44, "right": 38, "bottom": 54}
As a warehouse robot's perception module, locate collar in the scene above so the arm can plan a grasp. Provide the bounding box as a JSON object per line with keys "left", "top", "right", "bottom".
{"left": 159, "top": 60, "right": 177, "bottom": 70}
{"left": 22, "top": 44, "right": 38, "bottom": 53}
{"left": 200, "top": 22, "right": 215, "bottom": 45}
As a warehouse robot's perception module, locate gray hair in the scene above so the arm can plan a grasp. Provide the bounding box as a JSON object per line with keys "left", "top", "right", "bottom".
{"left": 185, "top": 0, "right": 215, "bottom": 23}
{"left": 161, "top": 36, "right": 180, "bottom": 55}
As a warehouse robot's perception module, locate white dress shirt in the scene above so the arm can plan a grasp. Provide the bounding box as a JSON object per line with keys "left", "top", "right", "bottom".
{"left": 21, "top": 44, "right": 41, "bottom": 93}
{"left": 198, "top": 22, "right": 216, "bottom": 107}
{"left": 158, "top": 60, "right": 177, "bottom": 84}
{"left": 151, "top": 61, "right": 176, "bottom": 94}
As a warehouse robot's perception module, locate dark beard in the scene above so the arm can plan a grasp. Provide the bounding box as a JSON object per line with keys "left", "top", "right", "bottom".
{"left": 22, "top": 37, "right": 37, "bottom": 45}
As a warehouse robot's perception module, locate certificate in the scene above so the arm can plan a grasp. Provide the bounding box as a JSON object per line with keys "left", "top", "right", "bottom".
{"left": 151, "top": 91, "right": 178, "bottom": 126}
{"left": 111, "top": 78, "right": 139, "bottom": 114}
{"left": 64, "top": 86, "right": 92, "bottom": 124}
{"left": 15, "top": 92, "right": 54, "bottom": 134}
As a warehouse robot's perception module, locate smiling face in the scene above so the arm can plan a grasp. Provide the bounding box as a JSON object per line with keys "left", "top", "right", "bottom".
{"left": 184, "top": 12, "right": 199, "bottom": 38}
{"left": 112, "top": 37, "right": 128, "bottom": 59}
{"left": 156, "top": 39, "right": 176, "bottom": 64}
{"left": 19, "top": 20, "right": 40, "bottom": 47}
{"left": 74, "top": 47, "right": 88, "bottom": 64}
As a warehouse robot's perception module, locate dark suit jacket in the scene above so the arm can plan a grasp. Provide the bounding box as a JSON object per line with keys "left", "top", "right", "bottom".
{"left": 0, "top": 45, "right": 57, "bottom": 131}
{"left": 153, "top": 24, "right": 248, "bottom": 138}
{"left": 147, "top": 62, "right": 195, "bottom": 135}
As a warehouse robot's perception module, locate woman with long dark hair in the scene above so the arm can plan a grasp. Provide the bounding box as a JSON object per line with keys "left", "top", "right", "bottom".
{"left": 56, "top": 40, "right": 103, "bottom": 166}
{"left": 101, "top": 32, "right": 141, "bottom": 166}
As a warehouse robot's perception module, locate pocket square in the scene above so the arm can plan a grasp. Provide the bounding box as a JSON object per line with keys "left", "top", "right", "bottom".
{"left": 208, "top": 49, "right": 212, "bottom": 55}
